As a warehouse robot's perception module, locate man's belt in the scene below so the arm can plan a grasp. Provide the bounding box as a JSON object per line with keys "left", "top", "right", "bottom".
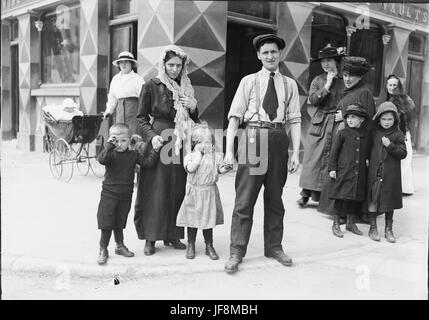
{"left": 246, "top": 121, "right": 285, "bottom": 129}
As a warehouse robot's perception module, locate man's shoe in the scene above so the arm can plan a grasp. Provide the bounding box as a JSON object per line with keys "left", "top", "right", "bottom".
{"left": 164, "top": 239, "right": 187, "bottom": 250}
{"left": 205, "top": 243, "right": 219, "bottom": 260}
{"left": 144, "top": 240, "right": 155, "bottom": 256}
{"left": 265, "top": 250, "right": 293, "bottom": 266}
{"left": 224, "top": 255, "right": 242, "bottom": 274}
{"left": 115, "top": 244, "right": 135, "bottom": 257}
{"left": 97, "top": 247, "right": 109, "bottom": 265}
{"left": 297, "top": 197, "right": 309, "bottom": 207}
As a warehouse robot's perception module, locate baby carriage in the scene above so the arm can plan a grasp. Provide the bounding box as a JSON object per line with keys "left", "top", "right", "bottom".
{"left": 43, "top": 110, "right": 105, "bottom": 182}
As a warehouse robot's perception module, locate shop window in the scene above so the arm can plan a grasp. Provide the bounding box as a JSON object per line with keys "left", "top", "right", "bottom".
{"left": 349, "top": 23, "right": 383, "bottom": 96}
{"left": 309, "top": 10, "right": 347, "bottom": 85}
{"left": 409, "top": 34, "right": 425, "bottom": 56}
{"left": 41, "top": 3, "right": 80, "bottom": 84}
{"left": 228, "top": 1, "right": 276, "bottom": 23}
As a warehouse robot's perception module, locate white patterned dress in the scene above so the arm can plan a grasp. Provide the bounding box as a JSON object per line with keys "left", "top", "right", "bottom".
{"left": 176, "top": 151, "right": 224, "bottom": 229}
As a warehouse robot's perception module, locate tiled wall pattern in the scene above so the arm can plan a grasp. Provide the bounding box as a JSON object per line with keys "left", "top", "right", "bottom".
{"left": 137, "top": 0, "right": 227, "bottom": 129}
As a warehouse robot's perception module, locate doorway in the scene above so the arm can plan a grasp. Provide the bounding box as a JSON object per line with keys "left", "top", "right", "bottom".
{"left": 11, "top": 44, "right": 19, "bottom": 139}
{"left": 406, "top": 58, "right": 423, "bottom": 149}
{"left": 109, "top": 22, "right": 137, "bottom": 81}
{"left": 224, "top": 22, "right": 273, "bottom": 128}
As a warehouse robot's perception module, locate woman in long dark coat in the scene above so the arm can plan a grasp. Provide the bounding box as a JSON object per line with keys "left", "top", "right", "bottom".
{"left": 366, "top": 102, "right": 407, "bottom": 243}
{"left": 134, "top": 45, "right": 199, "bottom": 255}
{"left": 298, "top": 45, "right": 345, "bottom": 206}
{"left": 318, "top": 56, "right": 375, "bottom": 222}
{"left": 377, "top": 74, "right": 416, "bottom": 195}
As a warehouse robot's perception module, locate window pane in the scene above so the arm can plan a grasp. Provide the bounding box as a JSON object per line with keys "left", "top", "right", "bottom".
{"left": 228, "top": 1, "right": 273, "bottom": 20}
{"left": 409, "top": 34, "right": 423, "bottom": 55}
{"left": 42, "top": 3, "right": 80, "bottom": 84}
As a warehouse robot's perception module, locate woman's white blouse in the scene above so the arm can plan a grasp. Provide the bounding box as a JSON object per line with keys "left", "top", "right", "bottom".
{"left": 105, "top": 71, "right": 145, "bottom": 114}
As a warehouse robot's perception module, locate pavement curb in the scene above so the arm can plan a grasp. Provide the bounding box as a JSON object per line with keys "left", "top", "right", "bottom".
{"left": 3, "top": 236, "right": 418, "bottom": 280}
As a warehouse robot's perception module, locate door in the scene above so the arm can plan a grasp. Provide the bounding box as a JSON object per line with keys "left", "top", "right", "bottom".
{"left": 11, "top": 44, "right": 19, "bottom": 138}
{"left": 406, "top": 59, "right": 423, "bottom": 149}
{"left": 109, "top": 22, "right": 137, "bottom": 81}
{"left": 225, "top": 22, "right": 273, "bottom": 128}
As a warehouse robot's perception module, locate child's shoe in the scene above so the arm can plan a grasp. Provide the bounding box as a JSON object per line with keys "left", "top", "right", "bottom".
{"left": 97, "top": 247, "right": 109, "bottom": 265}
{"left": 385, "top": 222, "right": 396, "bottom": 243}
{"left": 186, "top": 241, "right": 196, "bottom": 259}
{"left": 368, "top": 215, "right": 380, "bottom": 241}
{"left": 205, "top": 243, "right": 219, "bottom": 260}
{"left": 385, "top": 213, "right": 396, "bottom": 243}
{"left": 115, "top": 243, "right": 135, "bottom": 257}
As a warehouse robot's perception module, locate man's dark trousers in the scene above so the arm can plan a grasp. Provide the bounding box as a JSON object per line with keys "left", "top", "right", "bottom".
{"left": 230, "top": 126, "right": 289, "bottom": 257}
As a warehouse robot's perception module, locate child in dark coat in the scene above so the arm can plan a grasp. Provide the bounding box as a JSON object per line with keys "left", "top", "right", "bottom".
{"left": 327, "top": 104, "right": 371, "bottom": 238}
{"left": 96, "top": 123, "right": 159, "bottom": 265}
{"left": 367, "top": 102, "right": 407, "bottom": 243}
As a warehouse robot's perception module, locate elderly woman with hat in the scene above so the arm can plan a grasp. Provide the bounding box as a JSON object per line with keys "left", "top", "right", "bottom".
{"left": 104, "top": 51, "right": 144, "bottom": 135}
{"left": 298, "top": 44, "right": 346, "bottom": 207}
{"left": 318, "top": 56, "right": 376, "bottom": 223}
{"left": 134, "top": 45, "right": 199, "bottom": 255}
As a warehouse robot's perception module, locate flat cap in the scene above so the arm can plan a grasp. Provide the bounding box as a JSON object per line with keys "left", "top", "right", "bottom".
{"left": 253, "top": 34, "right": 286, "bottom": 51}
{"left": 344, "top": 103, "right": 368, "bottom": 119}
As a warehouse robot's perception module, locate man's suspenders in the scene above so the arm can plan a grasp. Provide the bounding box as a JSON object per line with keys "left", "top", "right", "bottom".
{"left": 253, "top": 73, "right": 292, "bottom": 122}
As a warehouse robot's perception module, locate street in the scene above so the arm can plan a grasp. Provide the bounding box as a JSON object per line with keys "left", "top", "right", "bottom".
{"left": 1, "top": 140, "right": 428, "bottom": 300}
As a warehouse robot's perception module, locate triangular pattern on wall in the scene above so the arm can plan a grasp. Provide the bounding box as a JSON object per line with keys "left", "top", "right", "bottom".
{"left": 141, "top": 17, "right": 172, "bottom": 48}
{"left": 285, "top": 37, "right": 309, "bottom": 64}
{"left": 174, "top": 0, "right": 201, "bottom": 39}
{"left": 176, "top": 16, "right": 224, "bottom": 51}
{"left": 193, "top": 85, "right": 223, "bottom": 114}
{"left": 392, "top": 58, "right": 406, "bottom": 78}
{"left": 189, "top": 68, "right": 223, "bottom": 88}
{"left": 202, "top": 55, "right": 225, "bottom": 87}
{"left": 198, "top": 91, "right": 225, "bottom": 129}
{"left": 194, "top": 1, "right": 213, "bottom": 13}
{"left": 81, "top": 33, "right": 97, "bottom": 56}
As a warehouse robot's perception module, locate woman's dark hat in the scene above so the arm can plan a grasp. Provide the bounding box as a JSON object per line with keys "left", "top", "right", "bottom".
{"left": 253, "top": 34, "right": 286, "bottom": 51}
{"left": 344, "top": 103, "right": 368, "bottom": 119}
{"left": 311, "top": 44, "right": 346, "bottom": 62}
{"left": 112, "top": 51, "right": 138, "bottom": 67}
{"left": 342, "top": 56, "right": 371, "bottom": 76}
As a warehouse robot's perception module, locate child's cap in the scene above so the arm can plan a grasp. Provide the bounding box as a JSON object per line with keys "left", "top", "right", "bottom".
{"left": 373, "top": 101, "right": 399, "bottom": 121}
{"left": 344, "top": 103, "right": 368, "bottom": 119}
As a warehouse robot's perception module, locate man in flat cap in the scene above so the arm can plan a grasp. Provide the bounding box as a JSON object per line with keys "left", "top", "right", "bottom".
{"left": 223, "top": 34, "right": 302, "bottom": 274}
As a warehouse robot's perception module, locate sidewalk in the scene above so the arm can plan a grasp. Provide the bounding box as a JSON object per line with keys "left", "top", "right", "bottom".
{"left": 1, "top": 139, "right": 428, "bottom": 280}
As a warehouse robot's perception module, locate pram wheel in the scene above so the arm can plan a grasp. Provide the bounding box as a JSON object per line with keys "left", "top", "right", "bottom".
{"left": 88, "top": 139, "right": 105, "bottom": 178}
{"left": 72, "top": 143, "right": 90, "bottom": 176}
{"left": 49, "top": 148, "right": 63, "bottom": 179}
{"left": 54, "top": 138, "right": 74, "bottom": 182}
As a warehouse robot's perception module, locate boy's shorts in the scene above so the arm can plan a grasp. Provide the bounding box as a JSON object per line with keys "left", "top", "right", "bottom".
{"left": 97, "top": 195, "right": 131, "bottom": 230}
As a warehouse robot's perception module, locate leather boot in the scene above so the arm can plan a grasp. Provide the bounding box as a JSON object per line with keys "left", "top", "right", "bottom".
{"left": 205, "top": 242, "right": 219, "bottom": 260}
{"left": 265, "top": 249, "right": 293, "bottom": 266}
{"left": 224, "top": 254, "right": 242, "bottom": 274}
{"left": 115, "top": 243, "right": 135, "bottom": 257}
{"left": 297, "top": 196, "right": 309, "bottom": 208}
{"left": 368, "top": 214, "right": 380, "bottom": 241}
{"left": 164, "top": 239, "right": 187, "bottom": 250}
{"left": 144, "top": 240, "right": 155, "bottom": 255}
{"left": 186, "top": 241, "right": 196, "bottom": 259}
{"left": 97, "top": 247, "right": 109, "bottom": 265}
{"left": 332, "top": 216, "right": 344, "bottom": 238}
{"left": 385, "top": 215, "right": 396, "bottom": 243}
{"left": 346, "top": 214, "right": 363, "bottom": 235}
